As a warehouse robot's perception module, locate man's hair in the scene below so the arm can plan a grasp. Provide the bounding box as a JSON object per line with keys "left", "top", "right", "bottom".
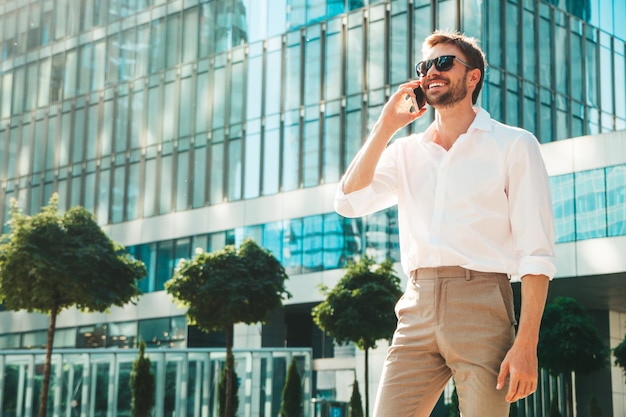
{"left": 422, "top": 30, "right": 487, "bottom": 105}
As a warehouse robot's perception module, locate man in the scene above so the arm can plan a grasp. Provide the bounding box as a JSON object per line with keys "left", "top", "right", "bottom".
{"left": 334, "top": 30, "right": 556, "bottom": 416}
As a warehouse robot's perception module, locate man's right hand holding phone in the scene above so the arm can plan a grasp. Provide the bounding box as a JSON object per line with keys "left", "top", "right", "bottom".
{"left": 378, "top": 81, "right": 428, "bottom": 133}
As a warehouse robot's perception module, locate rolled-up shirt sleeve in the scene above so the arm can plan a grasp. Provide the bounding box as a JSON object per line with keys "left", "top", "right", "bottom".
{"left": 334, "top": 142, "right": 400, "bottom": 218}
{"left": 506, "top": 133, "right": 557, "bottom": 281}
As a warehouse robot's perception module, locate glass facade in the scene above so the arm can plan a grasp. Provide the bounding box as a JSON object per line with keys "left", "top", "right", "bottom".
{"left": 128, "top": 209, "right": 399, "bottom": 292}
{"left": 1, "top": 0, "right": 626, "bottom": 415}
{"left": 551, "top": 163, "right": 626, "bottom": 242}
{"left": 0, "top": 348, "right": 312, "bottom": 417}
{"left": 1, "top": 0, "right": 624, "bottom": 228}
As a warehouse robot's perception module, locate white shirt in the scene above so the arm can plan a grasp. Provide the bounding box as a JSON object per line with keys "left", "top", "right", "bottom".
{"left": 335, "top": 108, "right": 556, "bottom": 281}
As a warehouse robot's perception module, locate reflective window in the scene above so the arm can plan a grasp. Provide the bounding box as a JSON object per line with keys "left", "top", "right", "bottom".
{"left": 53, "top": 328, "right": 77, "bottom": 348}
{"left": 346, "top": 13, "right": 363, "bottom": 97}
{"left": 283, "top": 111, "right": 301, "bottom": 192}
{"left": 606, "top": 165, "right": 626, "bottom": 236}
{"left": 150, "top": 16, "right": 166, "bottom": 74}
{"left": 263, "top": 115, "right": 280, "bottom": 195}
{"left": 303, "top": 106, "right": 320, "bottom": 188}
{"left": 325, "top": 18, "right": 343, "bottom": 101}
{"left": 247, "top": 44, "right": 263, "bottom": 120}
{"left": 323, "top": 100, "right": 342, "bottom": 184}
{"left": 143, "top": 152, "right": 157, "bottom": 218}
{"left": 166, "top": 12, "right": 180, "bottom": 69}
{"left": 160, "top": 151, "right": 173, "bottom": 214}
{"left": 192, "top": 136, "right": 207, "bottom": 208}
{"left": 127, "top": 155, "right": 140, "bottom": 220}
{"left": 244, "top": 123, "right": 261, "bottom": 199}
{"left": 368, "top": 6, "right": 386, "bottom": 91}
{"left": 77, "top": 324, "right": 107, "bottom": 348}
{"left": 177, "top": 145, "right": 190, "bottom": 211}
{"left": 228, "top": 136, "right": 243, "bottom": 201}
{"left": 304, "top": 25, "right": 321, "bottom": 106}
{"left": 389, "top": 10, "right": 408, "bottom": 86}
{"left": 210, "top": 141, "right": 224, "bottom": 204}
{"left": 505, "top": 2, "right": 519, "bottom": 76}
{"left": 550, "top": 174, "right": 575, "bottom": 243}
{"left": 0, "top": 334, "right": 20, "bottom": 349}
{"left": 285, "top": 32, "right": 302, "bottom": 112}
{"left": 196, "top": 71, "right": 209, "bottom": 134}
{"left": 575, "top": 169, "right": 606, "bottom": 240}
{"left": 211, "top": 57, "right": 226, "bottom": 130}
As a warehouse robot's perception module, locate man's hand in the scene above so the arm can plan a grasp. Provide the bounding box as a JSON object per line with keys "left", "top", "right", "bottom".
{"left": 496, "top": 274, "right": 549, "bottom": 402}
{"left": 379, "top": 81, "right": 428, "bottom": 132}
{"left": 496, "top": 340, "right": 539, "bottom": 402}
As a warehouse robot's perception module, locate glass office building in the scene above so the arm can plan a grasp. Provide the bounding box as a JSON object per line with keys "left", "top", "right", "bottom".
{"left": 0, "top": 0, "right": 625, "bottom": 416}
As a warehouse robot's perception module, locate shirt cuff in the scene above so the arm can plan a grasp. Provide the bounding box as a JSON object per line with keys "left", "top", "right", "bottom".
{"left": 516, "top": 255, "right": 557, "bottom": 281}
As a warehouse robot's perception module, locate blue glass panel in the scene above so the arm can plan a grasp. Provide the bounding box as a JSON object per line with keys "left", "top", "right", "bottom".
{"left": 263, "top": 221, "right": 285, "bottom": 263}
{"left": 156, "top": 240, "right": 174, "bottom": 291}
{"left": 303, "top": 215, "right": 324, "bottom": 272}
{"left": 132, "top": 243, "right": 157, "bottom": 293}
{"left": 342, "top": 217, "right": 364, "bottom": 263}
{"left": 550, "top": 174, "right": 576, "bottom": 243}
{"left": 574, "top": 169, "right": 607, "bottom": 240}
{"left": 284, "top": 218, "right": 303, "bottom": 275}
{"left": 323, "top": 213, "right": 344, "bottom": 269}
{"left": 606, "top": 165, "right": 626, "bottom": 236}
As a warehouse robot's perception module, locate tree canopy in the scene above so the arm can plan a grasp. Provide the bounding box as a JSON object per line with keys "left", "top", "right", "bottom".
{"left": 166, "top": 237, "right": 290, "bottom": 417}
{"left": 0, "top": 195, "right": 145, "bottom": 313}
{"left": 538, "top": 296, "right": 609, "bottom": 376}
{"left": 166, "top": 238, "right": 291, "bottom": 332}
{"left": 312, "top": 256, "right": 402, "bottom": 417}
{"left": 0, "top": 194, "right": 146, "bottom": 417}
{"left": 312, "top": 256, "right": 402, "bottom": 351}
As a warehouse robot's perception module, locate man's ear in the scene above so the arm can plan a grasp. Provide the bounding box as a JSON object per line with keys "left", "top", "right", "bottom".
{"left": 467, "top": 68, "right": 481, "bottom": 87}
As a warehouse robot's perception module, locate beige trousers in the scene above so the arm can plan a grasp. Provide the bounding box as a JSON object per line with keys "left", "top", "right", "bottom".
{"left": 372, "top": 267, "right": 516, "bottom": 417}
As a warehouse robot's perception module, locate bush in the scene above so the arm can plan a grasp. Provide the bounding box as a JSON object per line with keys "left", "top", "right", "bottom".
{"left": 280, "top": 358, "right": 302, "bottom": 417}
{"left": 349, "top": 379, "right": 364, "bottom": 417}
{"left": 129, "top": 340, "right": 155, "bottom": 417}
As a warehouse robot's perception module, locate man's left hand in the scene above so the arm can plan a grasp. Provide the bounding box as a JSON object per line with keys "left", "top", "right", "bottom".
{"left": 496, "top": 340, "right": 539, "bottom": 402}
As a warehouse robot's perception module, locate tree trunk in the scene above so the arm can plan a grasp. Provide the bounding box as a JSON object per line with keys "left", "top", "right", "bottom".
{"left": 224, "top": 324, "right": 234, "bottom": 417}
{"left": 39, "top": 305, "right": 58, "bottom": 417}
{"left": 364, "top": 348, "right": 369, "bottom": 417}
{"left": 562, "top": 371, "right": 575, "bottom": 417}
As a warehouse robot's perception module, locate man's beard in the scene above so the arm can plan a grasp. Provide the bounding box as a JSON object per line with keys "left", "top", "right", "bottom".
{"left": 425, "top": 73, "right": 469, "bottom": 108}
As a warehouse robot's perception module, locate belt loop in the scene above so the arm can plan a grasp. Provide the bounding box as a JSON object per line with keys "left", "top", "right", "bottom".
{"left": 465, "top": 269, "right": 471, "bottom": 281}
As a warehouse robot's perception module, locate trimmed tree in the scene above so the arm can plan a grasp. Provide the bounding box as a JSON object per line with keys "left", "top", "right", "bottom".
{"left": 0, "top": 195, "right": 146, "bottom": 417}
{"left": 349, "top": 379, "right": 364, "bottom": 417}
{"left": 279, "top": 357, "right": 302, "bottom": 417}
{"left": 130, "top": 340, "right": 155, "bottom": 417}
{"left": 166, "top": 238, "right": 290, "bottom": 417}
{"left": 312, "top": 256, "right": 402, "bottom": 417}
{"left": 539, "top": 297, "right": 609, "bottom": 374}
{"left": 538, "top": 297, "right": 609, "bottom": 417}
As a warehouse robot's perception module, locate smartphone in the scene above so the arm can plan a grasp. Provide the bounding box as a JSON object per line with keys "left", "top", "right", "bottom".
{"left": 413, "top": 86, "right": 426, "bottom": 110}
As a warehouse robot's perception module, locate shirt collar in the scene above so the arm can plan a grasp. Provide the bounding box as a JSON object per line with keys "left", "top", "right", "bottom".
{"left": 422, "top": 107, "right": 493, "bottom": 143}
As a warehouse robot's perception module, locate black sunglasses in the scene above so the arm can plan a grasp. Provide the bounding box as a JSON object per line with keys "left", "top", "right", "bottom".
{"left": 415, "top": 55, "right": 473, "bottom": 77}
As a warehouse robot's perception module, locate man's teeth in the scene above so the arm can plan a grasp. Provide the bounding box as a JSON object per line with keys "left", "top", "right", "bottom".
{"left": 429, "top": 83, "right": 445, "bottom": 89}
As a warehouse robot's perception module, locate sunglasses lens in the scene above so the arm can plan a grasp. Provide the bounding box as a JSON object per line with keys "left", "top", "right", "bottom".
{"left": 417, "top": 56, "right": 457, "bottom": 76}
{"left": 436, "top": 56, "right": 455, "bottom": 71}
{"left": 416, "top": 61, "right": 429, "bottom": 77}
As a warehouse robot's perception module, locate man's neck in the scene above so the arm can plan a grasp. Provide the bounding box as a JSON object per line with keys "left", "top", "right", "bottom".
{"left": 432, "top": 103, "right": 477, "bottom": 151}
